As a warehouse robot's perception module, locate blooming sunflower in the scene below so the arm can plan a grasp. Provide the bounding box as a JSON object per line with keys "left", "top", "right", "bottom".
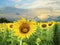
{"left": 13, "top": 17, "right": 37, "bottom": 39}
{"left": 0, "top": 23, "right": 7, "bottom": 32}
{"left": 39, "top": 22, "right": 48, "bottom": 29}
{"left": 48, "top": 21, "right": 56, "bottom": 27}
{"left": 6, "top": 23, "right": 14, "bottom": 30}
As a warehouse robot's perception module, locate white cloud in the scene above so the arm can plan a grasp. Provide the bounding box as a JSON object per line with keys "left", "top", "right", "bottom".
{"left": 14, "top": 0, "right": 60, "bottom": 9}
{"left": 25, "top": 0, "right": 50, "bottom": 8}
{"left": 45, "top": 0, "right": 60, "bottom": 9}
{"left": 15, "top": 3, "right": 30, "bottom": 8}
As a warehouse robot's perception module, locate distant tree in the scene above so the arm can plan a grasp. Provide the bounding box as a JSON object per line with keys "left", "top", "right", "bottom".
{"left": 0, "top": 18, "right": 13, "bottom": 23}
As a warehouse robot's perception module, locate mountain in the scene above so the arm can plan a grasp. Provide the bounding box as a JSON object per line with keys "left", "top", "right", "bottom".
{"left": 0, "top": 7, "right": 32, "bottom": 15}
{"left": 0, "top": 7, "right": 60, "bottom": 22}
{"left": 0, "top": 7, "right": 36, "bottom": 21}
{"left": 53, "top": 16, "right": 60, "bottom": 22}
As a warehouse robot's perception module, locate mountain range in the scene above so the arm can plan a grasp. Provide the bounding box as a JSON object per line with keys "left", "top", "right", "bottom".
{"left": 0, "top": 7, "right": 60, "bottom": 22}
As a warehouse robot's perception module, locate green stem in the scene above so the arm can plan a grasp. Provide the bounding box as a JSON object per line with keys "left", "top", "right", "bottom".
{"left": 3, "top": 31, "right": 6, "bottom": 40}
{"left": 20, "top": 39, "right": 23, "bottom": 45}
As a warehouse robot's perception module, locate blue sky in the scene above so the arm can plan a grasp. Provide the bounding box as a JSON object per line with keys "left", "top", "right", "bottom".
{"left": 0, "top": 0, "right": 35, "bottom": 8}
{"left": 0, "top": 0, "right": 60, "bottom": 21}
{"left": 0, "top": 0, "right": 60, "bottom": 9}
{"left": 0, "top": 0, "right": 14, "bottom": 7}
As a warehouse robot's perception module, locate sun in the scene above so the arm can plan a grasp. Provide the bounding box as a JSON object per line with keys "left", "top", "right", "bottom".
{"left": 13, "top": 17, "right": 37, "bottom": 39}
{"left": 38, "top": 15, "right": 49, "bottom": 21}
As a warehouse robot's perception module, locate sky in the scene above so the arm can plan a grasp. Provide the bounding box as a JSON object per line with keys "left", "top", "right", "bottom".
{"left": 0, "top": 0, "right": 60, "bottom": 21}
{"left": 0, "top": 0, "right": 60, "bottom": 9}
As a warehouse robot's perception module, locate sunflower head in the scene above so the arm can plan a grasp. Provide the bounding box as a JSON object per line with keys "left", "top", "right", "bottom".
{"left": 10, "top": 24, "right": 13, "bottom": 28}
{"left": 0, "top": 23, "right": 7, "bottom": 32}
{"left": 42, "top": 24, "right": 47, "bottom": 28}
{"left": 6, "top": 23, "right": 14, "bottom": 30}
{"left": 13, "top": 18, "right": 37, "bottom": 39}
{"left": 48, "top": 21, "right": 55, "bottom": 27}
{"left": 39, "top": 23, "right": 48, "bottom": 29}
{"left": 0, "top": 28, "right": 5, "bottom": 32}
{"left": 48, "top": 22, "right": 53, "bottom": 26}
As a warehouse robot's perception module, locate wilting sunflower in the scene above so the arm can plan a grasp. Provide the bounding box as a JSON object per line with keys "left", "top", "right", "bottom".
{"left": 48, "top": 21, "right": 56, "bottom": 27}
{"left": 13, "top": 17, "right": 37, "bottom": 39}
{"left": 6, "top": 23, "right": 14, "bottom": 30}
{"left": 39, "top": 22, "right": 48, "bottom": 29}
{"left": 0, "top": 23, "right": 7, "bottom": 32}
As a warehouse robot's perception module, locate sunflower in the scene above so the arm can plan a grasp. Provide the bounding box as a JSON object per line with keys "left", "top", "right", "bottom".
{"left": 6, "top": 23, "right": 14, "bottom": 30}
{"left": 0, "top": 23, "right": 7, "bottom": 32}
{"left": 39, "top": 22, "right": 48, "bottom": 29}
{"left": 13, "top": 17, "right": 37, "bottom": 39}
{"left": 48, "top": 21, "right": 56, "bottom": 27}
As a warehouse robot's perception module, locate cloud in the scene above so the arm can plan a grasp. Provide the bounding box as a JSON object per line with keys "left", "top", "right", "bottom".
{"left": 38, "top": 15, "right": 50, "bottom": 20}
{"left": 26, "top": 0, "right": 54, "bottom": 8}
{"left": 14, "top": 0, "right": 56, "bottom": 9}
{"left": 15, "top": 3, "right": 30, "bottom": 8}
{"left": 46, "top": 0, "right": 60, "bottom": 8}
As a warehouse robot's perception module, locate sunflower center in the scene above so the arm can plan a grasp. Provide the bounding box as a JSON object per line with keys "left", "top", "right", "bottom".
{"left": 20, "top": 23, "right": 30, "bottom": 33}
{"left": 49, "top": 24, "right": 52, "bottom": 26}
{"left": 42, "top": 24, "right": 47, "bottom": 28}
{"left": 48, "top": 22, "right": 53, "bottom": 26}
{"left": 10, "top": 25, "right": 13, "bottom": 28}
{"left": 2, "top": 29, "right": 4, "bottom": 31}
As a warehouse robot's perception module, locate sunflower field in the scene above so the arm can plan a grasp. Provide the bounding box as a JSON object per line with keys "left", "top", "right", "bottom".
{"left": 0, "top": 17, "right": 60, "bottom": 45}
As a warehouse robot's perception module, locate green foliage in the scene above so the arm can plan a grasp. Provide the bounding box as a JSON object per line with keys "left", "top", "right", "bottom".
{"left": 56, "top": 23, "right": 60, "bottom": 45}
{"left": 0, "top": 23, "right": 60, "bottom": 45}
{"left": 0, "top": 29, "right": 19, "bottom": 45}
